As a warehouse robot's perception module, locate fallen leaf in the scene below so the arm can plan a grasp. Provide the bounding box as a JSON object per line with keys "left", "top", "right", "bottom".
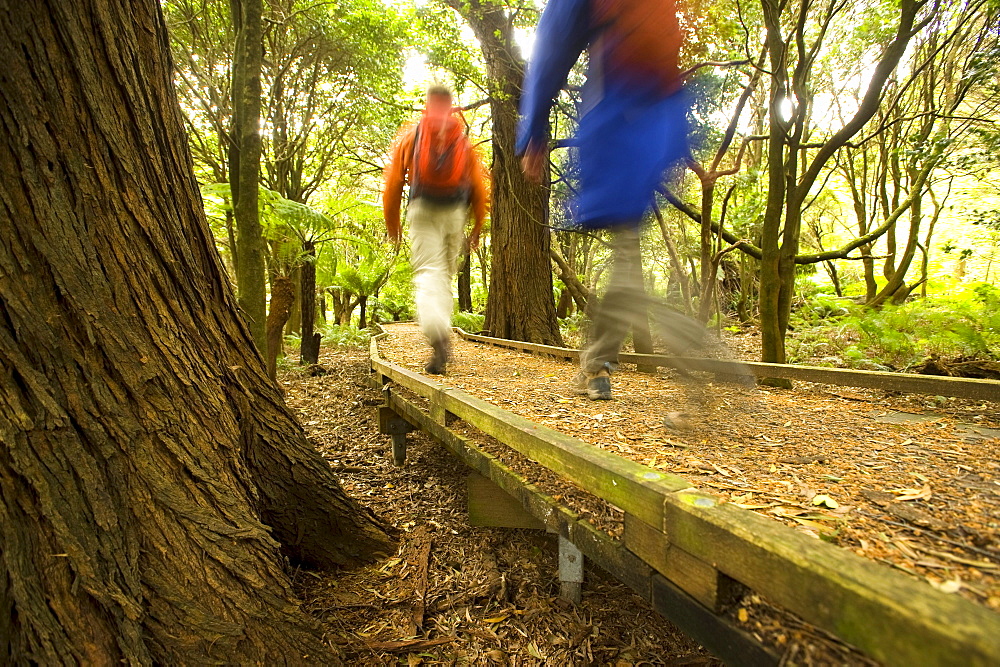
{"left": 738, "top": 608, "right": 749, "bottom": 623}
{"left": 892, "top": 484, "right": 932, "bottom": 502}
{"left": 812, "top": 494, "right": 839, "bottom": 509}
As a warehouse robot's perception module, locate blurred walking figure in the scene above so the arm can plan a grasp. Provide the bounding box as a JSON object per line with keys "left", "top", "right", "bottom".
{"left": 518, "top": 0, "right": 694, "bottom": 402}
{"left": 384, "top": 85, "right": 490, "bottom": 375}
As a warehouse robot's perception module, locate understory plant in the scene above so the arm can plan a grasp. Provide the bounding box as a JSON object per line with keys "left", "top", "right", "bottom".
{"left": 319, "top": 323, "right": 372, "bottom": 349}
{"left": 786, "top": 283, "right": 1000, "bottom": 370}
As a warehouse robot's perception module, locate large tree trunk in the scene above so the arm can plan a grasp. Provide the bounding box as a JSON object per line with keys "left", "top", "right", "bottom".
{"left": 449, "top": 0, "right": 562, "bottom": 345}
{"left": 0, "top": 1, "right": 393, "bottom": 661}
{"left": 229, "top": 0, "right": 267, "bottom": 352}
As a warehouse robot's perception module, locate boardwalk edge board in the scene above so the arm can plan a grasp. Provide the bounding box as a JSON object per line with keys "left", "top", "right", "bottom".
{"left": 370, "top": 334, "right": 1000, "bottom": 666}
{"left": 454, "top": 328, "right": 1000, "bottom": 403}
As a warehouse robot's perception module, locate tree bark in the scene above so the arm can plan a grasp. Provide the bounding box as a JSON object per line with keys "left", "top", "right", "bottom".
{"left": 449, "top": 0, "right": 562, "bottom": 345}
{"left": 457, "top": 249, "right": 473, "bottom": 312}
{"left": 266, "top": 276, "right": 295, "bottom": 379}
{"left": 0, "top": 1, "right": 393, "bottom": 661}
{"left": 299, "top": 243, "right": 320, "bottom": 364}
{"left": 229, "top": 0, "right": 268, "bottom": 352}
{"left": 285, "top": 265, "right": 302, "bottom": 336}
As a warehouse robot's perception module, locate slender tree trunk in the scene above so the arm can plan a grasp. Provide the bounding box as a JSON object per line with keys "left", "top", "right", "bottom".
{"left": 266, "top": 276, "right": 295, "bottom": 379}
{"left": 358, "top": 295, "right": 368, "bottom": 329}
{"left": 285, "top": 265, "right": 302, "bottom": 336}
{"left": 654, "top": 205, "right": 692, "bottom": 315}
{"left": 696, "top": 179, "right": 717, "bottom": 323}
{"left": 0, "top": 1, "right": 393, "bottom": 660}
{"left": 228, "top": 0, "right": 267, "bottom": 352}
{"left": 299, "top": 242, "right": 320, "bottom": 364}
{"left": 457, "top": 249, "right": 473, "bottom": 312}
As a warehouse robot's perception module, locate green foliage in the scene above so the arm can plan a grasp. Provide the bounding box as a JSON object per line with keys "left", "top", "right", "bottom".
{"left": 559, "top": 312, "right": 589, "bottom": 349}
{"left": 319, "top": 323, "right": 372, "bottom": 349}
{"left": 787, "top": 284, "right": 1000, "bottom": 369}
{"left": 452, "top": 311, "right": 485, "bottom": 333}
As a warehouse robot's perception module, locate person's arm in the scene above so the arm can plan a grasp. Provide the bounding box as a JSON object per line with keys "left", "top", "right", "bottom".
{"left": 467, "top": 147, "right": 490, "bottom": 250}
{"left": 382, "top": 128, "right": 413, "bottom": 243}
{"left": 516, "top": 0, "right": 593, "bottom": 161}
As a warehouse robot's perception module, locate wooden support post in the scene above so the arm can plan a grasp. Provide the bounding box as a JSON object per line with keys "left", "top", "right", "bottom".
{"left": 430, "top": 399, "right": 457, "bottom": 426}
{"left": 559, "top": 535, "right": 584, "bottom": 604}
{"left": 467, "top": 473, "right": 544, "bottom": 530}
{"left": 378, "top": 405, "right": 413, "bottom": 466}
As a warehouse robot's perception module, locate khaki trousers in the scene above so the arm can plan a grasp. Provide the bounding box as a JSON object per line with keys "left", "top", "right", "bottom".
{"left": 407, "top": 198, "right": 467, "bottom": 344}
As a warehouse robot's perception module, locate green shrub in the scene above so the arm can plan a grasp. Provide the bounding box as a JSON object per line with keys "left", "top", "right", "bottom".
{"left": 453, "top": 311, "right": 485, "bottom": 333}
{"left": 319, "top": 324, "right": 371, "bottom": 349}
{"left": 787, "top": 282, "right": 1000, "bottom": 369}
{"left": 559, "top": 311, "right": 589, "bottom": 349}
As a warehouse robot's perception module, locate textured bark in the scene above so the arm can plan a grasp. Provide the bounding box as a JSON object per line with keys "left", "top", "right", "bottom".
{"left": 457, "top": 250, "right": 473, "bottom": 312}
{"left": 0, "top": 1, "right": 393, "bottom": 662}
{"left": 266, "top": 276, "right": 295, "bottom": 379}
{"left": 449, "top": 0, "right": 562, "bottom": 345}
{"left": 299, "top": 243, "right": 320, "bottom": 364}
{"left": 285, "top": 265, "right": 302, "bottom": 336}
{"left": 229, "top": 0, "right": 267, "bottom": 352}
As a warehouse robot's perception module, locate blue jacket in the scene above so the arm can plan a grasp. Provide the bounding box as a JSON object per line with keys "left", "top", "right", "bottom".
{"left": 516, "top": 0, "right": 690, "bottom": 228}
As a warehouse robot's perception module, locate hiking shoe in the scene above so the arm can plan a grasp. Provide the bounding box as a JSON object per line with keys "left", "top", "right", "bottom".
{"left": 424, "top": 338, "right": 449, "bottom": 375}
{"left": 572, "top": 363, "right": 613, "bottom": 400}
{"left": 587, "top": 373, "right": 612, "bottom": 400}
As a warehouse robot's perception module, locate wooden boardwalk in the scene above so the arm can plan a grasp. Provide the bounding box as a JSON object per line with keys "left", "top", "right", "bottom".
{"left": 371, "top": 325, "right": 1000, "bottom": 666}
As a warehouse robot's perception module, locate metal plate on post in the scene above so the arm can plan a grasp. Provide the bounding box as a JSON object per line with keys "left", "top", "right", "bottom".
{"left": 559, "top": 535, "right": 584, "bottom": 604}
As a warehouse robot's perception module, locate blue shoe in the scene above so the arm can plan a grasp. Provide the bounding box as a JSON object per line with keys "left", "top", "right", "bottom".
{"left": 586, "top": 369, "right": 612, "bottom": 400}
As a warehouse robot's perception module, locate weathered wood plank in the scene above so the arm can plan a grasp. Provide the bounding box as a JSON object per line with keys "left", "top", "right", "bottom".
{"left": 455, "top": 329, "right": 1000, "bottom": 402}
{"left": 663, "top": 490, "right": 1000, "bottom": 666}
{"left": 651, "top": 575, "right": 779, "bottom": 667}
{"left": 624, "top": 514, "right": 741, "bottom": 612}
{"left": 467, "top": 472, "right": 545, "bottom": 530}
{"left": 377, "top": 333, "right": 1000, "bottom": 665}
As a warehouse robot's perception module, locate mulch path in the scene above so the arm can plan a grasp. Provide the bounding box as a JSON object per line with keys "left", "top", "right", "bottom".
{"left": 279, "top": 347, "right": 716, "bottom": 666}
{"left": 373, "top": 322, "right": 1000, "bottom": 660}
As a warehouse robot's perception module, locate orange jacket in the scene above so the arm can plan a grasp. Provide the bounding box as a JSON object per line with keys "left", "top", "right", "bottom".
{"left": 382, "top": 119, "right": 490, "bottom": 241}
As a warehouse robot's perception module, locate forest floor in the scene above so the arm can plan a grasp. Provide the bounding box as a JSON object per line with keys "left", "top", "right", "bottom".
{"left": 279, "top": 347, "right": 716, "bottom": 666}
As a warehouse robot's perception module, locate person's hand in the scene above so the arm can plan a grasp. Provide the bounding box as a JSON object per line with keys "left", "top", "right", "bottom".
{"left": 386, "top": 227, "right": 402, "bottom": 249}
{"left": 521, "top": 142, "right": 545, "bottom": 183}
{"left": 466, "top": 230, "right": 481, "bottom": 252}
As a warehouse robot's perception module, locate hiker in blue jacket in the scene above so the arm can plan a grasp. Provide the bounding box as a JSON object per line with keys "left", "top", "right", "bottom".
{"left": 517, "top": 0, "right": 695, "bottom": 404}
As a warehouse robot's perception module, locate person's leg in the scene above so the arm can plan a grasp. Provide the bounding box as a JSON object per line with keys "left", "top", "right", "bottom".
{"left": 407, "top": 199, "right": 454, "bottom": 373}
{"left": 578, "top": 224, "right": 647, "bottom": 398}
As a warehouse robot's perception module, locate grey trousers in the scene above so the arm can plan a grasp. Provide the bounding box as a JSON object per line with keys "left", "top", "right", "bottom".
{"left": 581, "top": 225, "right": 707, "bottom": 374}
{"left": 581, "top": 226, "right": 646, "bottom": 374}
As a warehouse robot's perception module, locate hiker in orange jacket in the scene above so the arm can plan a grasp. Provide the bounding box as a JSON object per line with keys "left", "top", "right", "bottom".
{"left": 383, "top": 85, "right": 490, "bottom": 375}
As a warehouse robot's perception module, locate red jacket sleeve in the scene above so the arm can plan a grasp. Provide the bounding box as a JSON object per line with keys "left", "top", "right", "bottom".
{"left": 468, "top": 144, "right": 490, "bottom": 235}
{"left": 382, "top": 127, "right": 415, "bottom": 239}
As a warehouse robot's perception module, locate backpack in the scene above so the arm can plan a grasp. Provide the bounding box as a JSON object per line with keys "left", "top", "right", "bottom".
{"left": 591, "top": 0, "right": 683, "bottom": 94}
{"left": 409, "top": 110, "right": 473, "bottom": 204}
